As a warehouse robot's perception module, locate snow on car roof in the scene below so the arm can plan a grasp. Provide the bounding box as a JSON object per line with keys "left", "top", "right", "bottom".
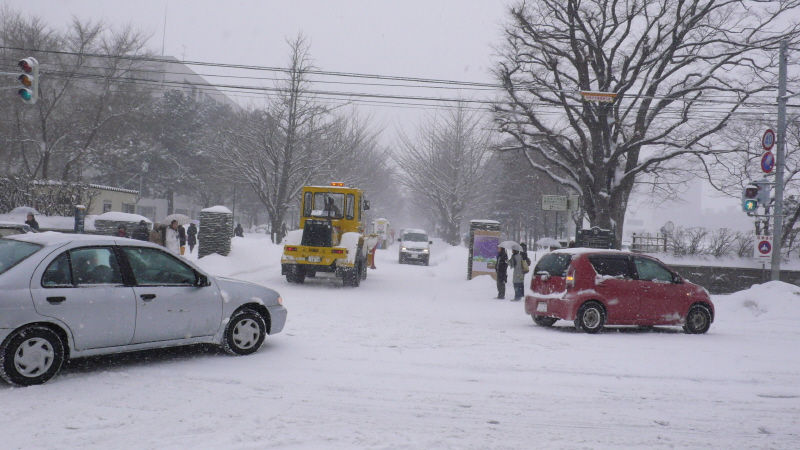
{"left": 403, "top": 229, "right": 427, "bottom": 234}
{"left": 551, "top": 247, "right": 626, "bottom": 255}
{"left": 5, "top": 232, "right": 127, "bottom": 246}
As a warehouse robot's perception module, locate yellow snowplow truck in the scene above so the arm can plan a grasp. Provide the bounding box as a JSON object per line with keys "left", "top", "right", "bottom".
{"left": 281, "top": 183, "right": 378, "bottom": 287}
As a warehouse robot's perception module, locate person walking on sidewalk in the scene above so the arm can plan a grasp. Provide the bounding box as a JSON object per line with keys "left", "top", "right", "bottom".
{"left": 131, "top": 220, "right": 149, "bottom": 241}
{"left": 509, "top": 248, "right": 525, "bottom": 301}
{"left": 187, "top": 222, "right": 198, "bottom": 253}
{"left": 165, "top": 220, "right": 186, "bottom": 255}
{"left": 495, "top": 247, "right": 508, "bottom": 299}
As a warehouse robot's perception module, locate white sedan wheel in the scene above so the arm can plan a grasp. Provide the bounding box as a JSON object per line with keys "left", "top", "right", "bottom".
{"left": 222, "top": 310, "right": 267, "bottom": 356}
{"left": 232, "top": 318, "right": 261, "bottom": 349}
{"left": 14, "top": 337, "right": 56, "bottom": 377}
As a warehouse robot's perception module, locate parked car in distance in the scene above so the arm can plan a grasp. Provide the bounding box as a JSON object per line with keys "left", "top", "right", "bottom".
{"left": 398, "top": 229, "right": 432, "bottom": 265}
{"left": 0, "top": 221, "right": 37, "bottom": 237}
{"left": 0, "top": 232, "right": 287, "bottom": 386}
{"left": 525, "top": 249, "right": 714, "bottom": 334}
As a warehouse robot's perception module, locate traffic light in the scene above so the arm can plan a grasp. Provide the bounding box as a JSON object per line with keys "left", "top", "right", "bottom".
{"left": 753, "top": 179, "right": 772, "bottom": 207}
{"left": 17, "top": 57, "right": 38, "bottom": 105}
{"left": 742, "top": 184, "right": 759, "bottom": 212}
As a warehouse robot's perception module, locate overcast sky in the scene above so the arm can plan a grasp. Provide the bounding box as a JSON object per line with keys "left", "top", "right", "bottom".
{"left": 9, "top": 0, "right": 511, "bottom": 134}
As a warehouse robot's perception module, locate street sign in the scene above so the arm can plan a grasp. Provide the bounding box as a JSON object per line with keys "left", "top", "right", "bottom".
{"left": 567, "top": 195, "right": 580, "bottom": 212}
{"left": 576, "top": 227, "right": 613, "bottom": 249}
{"left": 542, "top": 195, "right": 568, "bottom": 211}
{"left": 761, "top": 152, "right": 775, "bottom": 173}
{"left": 754, "top": 235, "right": 773, "bottom": 259}
{"left": 762, "top": 129, "right": 776, "bottom": 151}
{"left": 580, "top": 91, "right": 617, "bottom": 102}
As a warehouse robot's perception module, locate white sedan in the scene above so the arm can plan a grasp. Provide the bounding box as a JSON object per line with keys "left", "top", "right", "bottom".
{"left": 0, "top": 232, "right": 287, "bottom": 386}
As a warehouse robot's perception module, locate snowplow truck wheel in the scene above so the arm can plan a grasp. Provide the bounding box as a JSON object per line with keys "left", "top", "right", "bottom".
{"left": 344, "top": 262, "right": 361, "bottom": 287}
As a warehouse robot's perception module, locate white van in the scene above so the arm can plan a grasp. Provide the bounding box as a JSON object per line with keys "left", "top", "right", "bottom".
{"left": 398, "top": 229, "right": 431, "bottom": 265}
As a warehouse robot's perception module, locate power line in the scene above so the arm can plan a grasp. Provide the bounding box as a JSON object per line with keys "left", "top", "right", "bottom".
{"left": 28, "top": 64, "right": 786, "bottom": 118}
{"left": 0, "top": 45, "right": 787, "bottom": 108}
{"left": 2, "top": 48, "right": 791, "bottom": 121}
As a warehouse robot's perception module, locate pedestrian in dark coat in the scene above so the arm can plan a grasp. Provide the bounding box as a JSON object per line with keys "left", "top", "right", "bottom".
{"left": 234, "top": 223, "right": 244, "bottom": 237}
{"left": 25, "top": 213, "right": 40, "bottom": 231}
{"left": 187, "top": 223, "right": 198, "bottom": 253}
{"left": 495, "top": 247, "right": 508, "bottom": 299}
{"left": 131, "top": 220, "right": 150, "bottom": 241}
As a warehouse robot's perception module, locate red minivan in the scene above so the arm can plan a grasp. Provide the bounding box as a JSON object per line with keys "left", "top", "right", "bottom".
{"left": 525, "top": 250, "right": 714, "bottom": 334}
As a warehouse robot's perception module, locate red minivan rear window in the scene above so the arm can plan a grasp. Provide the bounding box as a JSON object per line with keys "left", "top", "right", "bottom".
{"left": 533, "top": 253, "right": 572, "bottom": 277}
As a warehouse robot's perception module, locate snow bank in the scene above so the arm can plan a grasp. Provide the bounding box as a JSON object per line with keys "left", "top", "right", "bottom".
{"left": 196, "top": 236, "right": 284, "bottom": 280}
{"left": 0, "top": 213, "right": 83, "bottom": 230}
{"left": 715, "top": 281, "right": 800, "bottom": 321}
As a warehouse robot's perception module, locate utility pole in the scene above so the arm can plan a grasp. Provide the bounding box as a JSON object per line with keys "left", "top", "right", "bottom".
{"left": 771, "top": 40, "right": 787, "bottom": 281}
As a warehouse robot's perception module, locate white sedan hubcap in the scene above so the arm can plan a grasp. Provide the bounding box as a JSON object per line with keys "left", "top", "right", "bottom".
{"left": 232, "top": 319, "right": 260, "bottom": 349}
{"left": 14, "top": 338, "right": 54, "bottom": 377}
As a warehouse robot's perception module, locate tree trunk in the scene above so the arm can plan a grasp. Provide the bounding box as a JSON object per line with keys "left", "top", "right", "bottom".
{"left": 166, "top": 188, "right": 174, "bottom": 216}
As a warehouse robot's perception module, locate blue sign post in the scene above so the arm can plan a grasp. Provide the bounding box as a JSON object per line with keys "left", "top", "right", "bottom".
{"left": 761, "top": 151, "right": 775, "bottom": 173}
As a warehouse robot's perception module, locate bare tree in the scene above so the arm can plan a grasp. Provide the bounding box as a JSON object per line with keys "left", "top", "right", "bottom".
{"left": 483, "top": 150, "right": 567, "bottom": 244}
{"left": 314, "top": 112, "right": 397, "bottom": 225}
{"left": 0, "top": 9, "right": 153, "bottom": 181}
{"left": 220, "top": 34, "right": 331, "bottom": 242}
{"left": 701, "top": 113, "right": 800, "bottom": 247}
{"left": 494, "top": 0, "right": 800, "bottom": 245}
{"left": 394, "top": 104, "right": 493, "bottom": 245}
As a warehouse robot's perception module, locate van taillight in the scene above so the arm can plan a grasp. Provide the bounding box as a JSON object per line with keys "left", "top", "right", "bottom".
{"left": 566, "top": 266, "right": 576, "bottom": 289}
{"left": 285, "top": 246, "right": 298, "bottom": 252}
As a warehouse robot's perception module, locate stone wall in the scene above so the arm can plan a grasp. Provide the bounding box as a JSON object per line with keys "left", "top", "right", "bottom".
{"left": 198, "top": 209, "right": 233, "bottom": 258}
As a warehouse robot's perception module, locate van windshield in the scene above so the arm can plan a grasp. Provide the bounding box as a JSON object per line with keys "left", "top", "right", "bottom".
{"left": 403, "top": 233, "right": 428, "bottom": 242}
{"left": 534, "top": 253, "right": 572, "bottom": 277}
{"left": 0, "top": 239, "right": 42, "bottom": 275}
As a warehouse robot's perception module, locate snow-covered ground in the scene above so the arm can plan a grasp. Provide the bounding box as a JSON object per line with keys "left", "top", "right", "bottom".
{"left": 1, "top": 237, "right": 799, "bottom": 449}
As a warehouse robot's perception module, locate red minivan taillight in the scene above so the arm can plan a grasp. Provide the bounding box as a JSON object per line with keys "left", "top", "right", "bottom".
{"left": 565, "top": 265, "right": 576, "bottom": 289}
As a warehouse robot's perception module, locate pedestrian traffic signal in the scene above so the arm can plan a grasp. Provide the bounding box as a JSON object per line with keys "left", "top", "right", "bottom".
{"left": 742, "top": 184, "right": 759, "bottom": 212}
{"left": 17, "top": 57, "right": 38, "bottom": 105}
{"left": 753, "top": 179, "right": 772, "bottom": 207}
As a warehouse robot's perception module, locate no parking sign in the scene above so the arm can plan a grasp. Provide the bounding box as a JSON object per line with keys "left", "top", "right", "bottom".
{"left": 754, "top": 235, "right": 773, "bottom": 259}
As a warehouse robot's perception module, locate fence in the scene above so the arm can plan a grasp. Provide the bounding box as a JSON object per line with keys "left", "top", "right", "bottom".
{"left": 631, "top": 233, "right": 668, "bottom": 253}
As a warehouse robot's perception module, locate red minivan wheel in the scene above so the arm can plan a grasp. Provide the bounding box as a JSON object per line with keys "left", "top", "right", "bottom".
{"left": 575, "top": 302, "right": 605, "bottom": 334}
{"left": 684, "top": 305, "right": 712, "bottom": 334}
